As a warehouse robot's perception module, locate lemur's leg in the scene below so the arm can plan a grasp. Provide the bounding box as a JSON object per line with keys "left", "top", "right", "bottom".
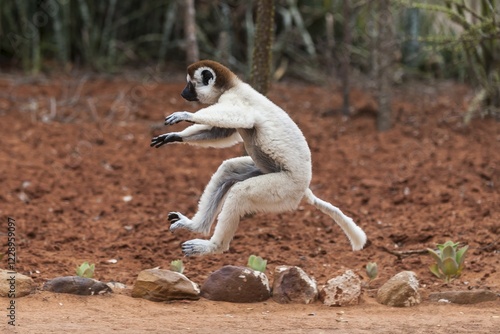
{"left": 169, "top": 156, "right": 261, "bottom": 235}
{"left": 181, "top": 172, "right": 306, "bottom": 256}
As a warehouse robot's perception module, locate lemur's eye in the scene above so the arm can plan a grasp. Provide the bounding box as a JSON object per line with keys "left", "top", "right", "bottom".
{"left": 201, "top": 70, "right": 213, "bottom": 86}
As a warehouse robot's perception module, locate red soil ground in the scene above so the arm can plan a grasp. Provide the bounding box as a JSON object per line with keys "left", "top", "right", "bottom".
{"left": 0, "top": 71, "right": 498, "bottom": 333}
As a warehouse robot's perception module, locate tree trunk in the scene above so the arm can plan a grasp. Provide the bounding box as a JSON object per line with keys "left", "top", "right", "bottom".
{"left": 325, "top": 12, "right": 335, "bottom": 76}
{"left": 402, "top": 8, "right": 420, "bottom": 68}
{"left": 184, "top": 0, "right": 199, "bottom": 64}
{"left": 250, "top": 0, "right": 275, "bottom": 95}
{"left": 376, "top": 0, "right": 394, "bottom": 132}
{"left": 341, "top": 0, "right": 351, "bottom": 116}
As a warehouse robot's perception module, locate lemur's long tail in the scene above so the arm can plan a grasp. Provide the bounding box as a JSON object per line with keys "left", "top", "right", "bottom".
{"left": 304, "top": 189, "right": 367, "bottom": 251}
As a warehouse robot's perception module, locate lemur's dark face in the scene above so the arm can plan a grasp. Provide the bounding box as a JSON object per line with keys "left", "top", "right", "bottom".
{"left": 181, "top": 80, "right": 198, "bottom": 102}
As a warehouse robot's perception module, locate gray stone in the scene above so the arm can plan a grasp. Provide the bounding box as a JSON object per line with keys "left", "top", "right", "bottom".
{"left": 131, "top": 269, "right": 200, "bottom": 302}
{"left": 43, "top": 276, "right": 112, "bottom": 295}
{"left": 106, "top": 281, "right": 127, "bottom": 290}
{"left": 272, "top": 265, "right": 318, "bottom": 304}
{"left": 429, "top": 290, "right": 498, "bottom": 304}
{"left": 201, "top": 265, "right": 270, "bottom": 303}
{"left": 0, "top": 269, "right": 35, "bottom": 297}
{"left": 319, "top": 270, "right": 361, "bottom": 306}
{"left": 376, "top": 271, "right": 421, "bottom": 307}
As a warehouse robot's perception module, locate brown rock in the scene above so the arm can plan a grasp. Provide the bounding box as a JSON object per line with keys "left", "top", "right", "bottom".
{"left": 272, "top": 266, "right": 317, "bottom": 304}
{"left": 132, "top": 269, "right": 200, "bottom": 302}
{"left": 376, "top": 271, "right": 421, "bottom": 307}
{"left": 43, "top": 276, "right": 112, "bottom": 295}
{"left": 429, "top": 290, "right": 498, "bottom": 304}
{"left": 319, "top": 270, "right": 361, "bottom": 306}
{"left": 0, "top": 269, "right": 36, "bottom": 297}
{"left": 201, "top": 265, "right": 270, "bottom": 303}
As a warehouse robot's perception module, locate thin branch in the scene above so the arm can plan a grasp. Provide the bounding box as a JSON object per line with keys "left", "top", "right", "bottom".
{"left": 380, "top": 246, "right": 429, "bottom": 259}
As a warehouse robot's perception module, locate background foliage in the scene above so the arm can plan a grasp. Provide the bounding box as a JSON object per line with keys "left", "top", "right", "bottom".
{"left": 1, "top": 0, "right": 499, "bottom": 119}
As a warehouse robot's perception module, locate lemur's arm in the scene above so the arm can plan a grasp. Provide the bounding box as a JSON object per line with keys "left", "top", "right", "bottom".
{"left": 151, "top": 124, "right": 242, "bottom": 148}
{"left": 164, "top": 104, "right": 257, "bottom": 129}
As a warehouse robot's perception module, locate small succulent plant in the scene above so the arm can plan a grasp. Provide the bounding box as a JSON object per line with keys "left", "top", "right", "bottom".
{"left": 365, "top": 262, "right": 378, "bottom": 281}
{"left": 247, "top": 255, "right": 267, "bottom": 272}
{"left": 75, "top": 262, "right": 95, "bottom": 278}
{"left": 170, "top": 259, "right": 184, "bottom": 274}
{"left": 428, "top": 241, "right": 468, "bottom": 283}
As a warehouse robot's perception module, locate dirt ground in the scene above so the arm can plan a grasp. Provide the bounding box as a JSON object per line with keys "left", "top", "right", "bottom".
{"left": 0, "top": 70, "right": 498, "bottom": 333}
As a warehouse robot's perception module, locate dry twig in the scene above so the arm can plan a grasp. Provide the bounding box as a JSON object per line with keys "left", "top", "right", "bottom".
{"left": 380, "top": 246, "right": 429, "bottom": 259}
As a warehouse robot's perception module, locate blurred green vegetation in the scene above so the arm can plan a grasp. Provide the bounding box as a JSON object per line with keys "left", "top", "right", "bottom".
{"left": 0, "top": 0, "right": 498, "bottom": 118}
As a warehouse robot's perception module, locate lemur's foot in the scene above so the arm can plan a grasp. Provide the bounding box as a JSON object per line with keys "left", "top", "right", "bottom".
{"left": 168, "top": 212, "right": 192, "bottom": 232}
{"left": 181, "top": 239, "right": 222, "bottom": 256}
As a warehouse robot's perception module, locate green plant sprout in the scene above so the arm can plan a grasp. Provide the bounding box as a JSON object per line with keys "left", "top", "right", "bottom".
{"left": 247, "top": 255, "right": 267, "bottom": 272}
{"left": 75, "top": 262, "right": 95, "bottom": 278}
{"left": 365, "top": 262, "right": 378, "bottom": 281}
{"left": 428, "top": 241, "right": 468, "bottom": 283}
{"left": 170, "top": 259, "right": 184, "bottom": 274}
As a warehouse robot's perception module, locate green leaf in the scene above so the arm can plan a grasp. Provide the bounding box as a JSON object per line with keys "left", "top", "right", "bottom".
{"left": 170, "top": 259, "right": 184, "bottom": 274}
{"left": 76, "top": 262, "right": 95, "bottom": 278}
{"left": 456, "top": 245, "right": 468, "bottom": 266}
{"left": 441, "top": 257, "right": 459, "bottom": 276}
{"left": 365, "top": 262, "right": 378, "bottom": 280}
{"left": 441, "top": 244, "right": 456, "bottom": 260}
{"left": 247, "top": 255, "right": 267, "bottom": 272}
{"left": 429, "top": 264, "right": 442, "bottom": 278}
{"left": 438, "top": 240, "right": 458, "bottom": 252}
{"left": 427, "top": 248, "right": 442, "bottom": 264}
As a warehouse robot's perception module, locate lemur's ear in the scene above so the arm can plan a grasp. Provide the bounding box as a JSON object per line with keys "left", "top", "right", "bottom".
{"left": 201, "top": 70, "right": 213, "bottom": 86}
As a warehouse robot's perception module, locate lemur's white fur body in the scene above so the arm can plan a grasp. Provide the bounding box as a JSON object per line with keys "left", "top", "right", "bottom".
{"left": 151, "top": 60, "right": 367, "bottom": 256}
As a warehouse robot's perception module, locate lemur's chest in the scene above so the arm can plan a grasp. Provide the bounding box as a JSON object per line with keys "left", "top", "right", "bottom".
{"left": 237, "top": 128, "right": 285, "bottom": 174}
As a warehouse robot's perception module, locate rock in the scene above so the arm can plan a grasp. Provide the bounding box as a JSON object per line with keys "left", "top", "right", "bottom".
{"left": 43, "top": 276, "right": 112, "bottom": 295}
{"left": 429, "top": 290, "right": 498, "bottom": 304}
{"left": 376, "top": 271, "right": 421, "bottom": 307}
{"left": 106, "top": 281, "right": 127, "bottom": 290}
{"left": 0, "top": 269, "right": 35, "bottom": 297}
{"left": 131, "top": 269, "right": 200, "bottom": 302}
{"left": 319, "top": 270, "right": 361, "bottom": 306}
{"left": 272, "top": 266, "right": 318, "bottom": 304}
{"left": 201, "top": 265, "right": 270, "bottom": 303}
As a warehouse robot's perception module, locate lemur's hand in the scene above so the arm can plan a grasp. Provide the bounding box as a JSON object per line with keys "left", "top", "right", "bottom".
{"left": 165, "top": 111, "right": 192, "bottom": 125}
{"left": 150, "top": 133, "right": 182, "bottom": 148}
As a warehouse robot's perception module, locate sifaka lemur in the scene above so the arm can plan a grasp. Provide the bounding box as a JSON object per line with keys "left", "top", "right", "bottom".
{"left": 151, "top": 60, "right": 367, "bottom": 256}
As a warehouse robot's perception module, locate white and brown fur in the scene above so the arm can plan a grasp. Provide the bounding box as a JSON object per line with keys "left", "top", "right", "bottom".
{"left": 151, "top": 60, "right": 367, "bottom": 256}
